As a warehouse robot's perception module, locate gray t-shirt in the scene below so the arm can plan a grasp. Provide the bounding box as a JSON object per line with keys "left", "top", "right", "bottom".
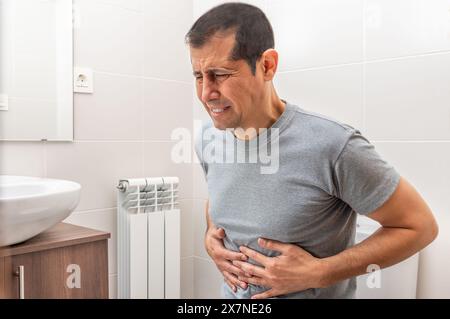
{"left": 195, "top": 102, "right": 401, "bottom": 299}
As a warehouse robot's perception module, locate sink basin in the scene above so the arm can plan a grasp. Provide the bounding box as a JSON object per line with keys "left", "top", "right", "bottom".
{"left": 0, "top": 175, "right": 81, "bottom": 247}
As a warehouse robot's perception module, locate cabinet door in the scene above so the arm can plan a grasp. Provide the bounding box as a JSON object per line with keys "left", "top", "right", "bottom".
{"left": 1, "top": 256, "right": 15, "bottom": 298}
{"left": 5, "top": 240, "right": 108, "bottom": 299}
{"left": 0, "top": 257, "right": 3, "bottom": 298}
{"left": 0, "top": 257, "right": 10, "bottom": 298}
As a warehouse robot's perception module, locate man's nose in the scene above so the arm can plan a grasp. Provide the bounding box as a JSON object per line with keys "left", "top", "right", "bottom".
{"left": 201, "top": 78, "right": 219, "bottom": 103}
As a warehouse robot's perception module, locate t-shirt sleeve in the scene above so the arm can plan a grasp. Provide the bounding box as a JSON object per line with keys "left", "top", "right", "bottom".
{"left": 332, "top": 130, "right": 401, "bottom": 215}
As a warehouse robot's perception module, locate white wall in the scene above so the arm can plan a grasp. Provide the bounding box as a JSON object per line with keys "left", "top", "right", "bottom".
{"left": 0, "top": 0, "right": 195, "bottom": 299}
{"left": 191, "top": 0, "right": 450, "bottom": 299}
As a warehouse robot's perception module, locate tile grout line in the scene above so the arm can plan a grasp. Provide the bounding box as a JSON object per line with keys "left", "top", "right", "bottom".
{"left": 94, "top": 70, "right": 192, "bottom": 85}
{"left": 193, "top": 255, "right": 214, "bottom": 263}
{"left": 73, "top": 207, "right": 117, "bottom": 214}
{"left": 278, "top": 50, "right": 450, "bottom": 75}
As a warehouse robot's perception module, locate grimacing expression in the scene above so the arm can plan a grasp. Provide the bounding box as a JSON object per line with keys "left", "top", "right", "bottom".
{"left": 190, "top": 33, "right": 266, "bottom": 130}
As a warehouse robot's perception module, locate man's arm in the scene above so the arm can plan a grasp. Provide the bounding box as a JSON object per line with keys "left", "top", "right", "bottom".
{"left": 319, "top": 176, "right": 438, "bottom": 286}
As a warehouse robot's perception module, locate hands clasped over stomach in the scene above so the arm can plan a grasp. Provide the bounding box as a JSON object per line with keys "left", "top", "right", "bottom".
{"left": 205, "top": 226, "right": 327, "bottom": 299}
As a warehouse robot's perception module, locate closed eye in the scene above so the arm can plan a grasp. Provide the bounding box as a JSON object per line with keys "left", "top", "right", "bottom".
{"left": 213, "top": 73, "right": 231, "bottom": 80}
{"left": 193, "top": 72, "right": 232, "bottom": 82}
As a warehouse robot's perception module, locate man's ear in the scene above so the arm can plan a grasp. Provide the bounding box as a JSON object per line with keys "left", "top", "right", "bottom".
{"left": 260, "top": 49, "right": 279, "bottom": 81}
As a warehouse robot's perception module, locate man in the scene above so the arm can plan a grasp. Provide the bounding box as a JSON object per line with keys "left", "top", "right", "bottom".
{"left": 186, "top": 3, "right": 438, "bottom": 299}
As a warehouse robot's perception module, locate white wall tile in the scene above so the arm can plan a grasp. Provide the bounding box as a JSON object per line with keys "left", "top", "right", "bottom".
{"left": 142, "top": 0, "right": 193, "bottom": 82}
{"left": 143, "top": 79, "right": 192, "bottom": 140}
{"left": 143, "top": 141, "right": 193, "bottom": 199}
{"left": 275, "top": 64, "right": 364, "bottom": 130}
{"left": 75, "top": 73, "right": 143, "bottom": 140}
{"left": 181, "top": 257, "right": 194, "bottom": 299}
{"left": 192, "top": 89, "right": 211, "bottom": 201}
{"left": 192, "top": 92, "right": 210, "bottom": 202}
{"left": 193, "top": 162, "right": 208, "bottom": 200}
{"left": 373, "top": 142, "right": 450, "bottom": 213}
{"left": 365, "top": 53, "right": 450, "bottom": 140}
{"left": 0, "top": 141, "right": 45, "bottom": 176}
{"left": 180, "top": 199, "right": 194, "bottom": 258}
{"left": 46, "top": 141, "right": 143, "bottom": 211}
{"left": 364, "top": 0, "right": 450, "bottom": 60}
{"left": 95, "top": 0, "right": 142, "bottom": 12}
{"left": 193, "top": 0, "right": 268, "bottom": 20}
{"left": 417, "top": 214, "right": 450, "bottom": 298}
{"left": 193, "top": 0, "right": 221, "bottom": 19}
{"left": 193, "top": 98, "right": 211, "bottom": 123}
{"left": 109, "top": 274, "right": 117, "bottom": 299}
{"left": 266, "top": 0, "right": 363, "bottom": 71}
{"left": 74, "top": 0, "right": 143, "bottom": 75}
{"left": 194, "top": 257, "right": 223, "bottom": 299}
{"left": 64, "top": 208, "right": 117, "bottom": 274}
{"left": 193, "top": 199, "right": 208, "bottom": 259}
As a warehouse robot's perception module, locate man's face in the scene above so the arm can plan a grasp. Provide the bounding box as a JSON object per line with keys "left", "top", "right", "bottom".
{"left": 190, "top": 33, "right": 265, "bottom": 130}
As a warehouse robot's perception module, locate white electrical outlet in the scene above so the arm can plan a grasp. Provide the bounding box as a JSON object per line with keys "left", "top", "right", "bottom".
{"left": 73, "top": 67, "right": 93, "bottom": 93}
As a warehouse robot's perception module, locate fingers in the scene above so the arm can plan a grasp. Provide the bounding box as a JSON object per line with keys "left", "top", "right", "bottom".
{"left": 224, "top": 262, "right": 246, "bottom": 277}
{"left": 239, "top": 246, "right": 270, "bottom": 265}
{"left": 205, "top": 228, "right": 247, "bottom": 261}
{"left": 206, "top": 227, "right": 225, "bottom": 242}
{"left": 238, "top": 274, "right": 264, "bottom": 286}
{"left": 257, "top": 238, "right": 289, "bottom": 254}
{"left": 224, "top": 277, "right": 236, "bottom": 293}
{"left": 251, "top": 289, "right": 277, "bottom": 299}
{"left": 232, "top": 260, "right": 265, "bottom": 277}
{"left": 208, "top": 240, "right": 247, "bottom": 261}
{"left": 217, "top": 258, "right": 246, "bottom": 277}
{"left": 222, "top": 248, "right": 248, "bottom": 261}
{"left": 213, "top": 227, "right": 226, "bottom": 239}
{"left": 223, "top": 271, "right": 248, "bottom": 290}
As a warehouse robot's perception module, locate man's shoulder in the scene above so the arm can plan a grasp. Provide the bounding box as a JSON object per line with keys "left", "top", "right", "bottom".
{"left": 288, "top": 103, "right": 356, "bottom": 136}
{"left": 286, "top": 102, "right": 359, "bottom": 158}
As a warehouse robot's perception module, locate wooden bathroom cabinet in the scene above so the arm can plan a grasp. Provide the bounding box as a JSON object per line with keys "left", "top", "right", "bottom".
{"left": 0, "top": 223, "right": 110, "bottom": 299}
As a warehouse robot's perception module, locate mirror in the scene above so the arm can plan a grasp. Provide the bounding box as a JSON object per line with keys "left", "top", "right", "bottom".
{"left": 0, "top": 0, "right": 73, "bottom": 141}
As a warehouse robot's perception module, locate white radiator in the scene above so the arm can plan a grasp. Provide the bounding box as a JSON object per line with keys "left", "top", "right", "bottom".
{"left": 117, "top": 177, "right": 180, "bottom": 299}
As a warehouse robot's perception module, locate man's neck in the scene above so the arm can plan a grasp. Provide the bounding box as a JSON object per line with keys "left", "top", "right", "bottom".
{"left": 233, "top": 96, "right": 286, "bottom": 140}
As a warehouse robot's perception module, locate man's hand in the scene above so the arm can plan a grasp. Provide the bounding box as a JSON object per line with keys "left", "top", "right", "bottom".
{"left": 205, "top": 226, "right": 249, "bottom": 292}
{"left": 232, "top": 238, "right": 326, "bottom": 299}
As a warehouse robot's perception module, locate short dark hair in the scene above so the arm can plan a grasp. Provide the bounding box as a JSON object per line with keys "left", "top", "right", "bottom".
{"left": 185, "top": 2, "right": 275, "bottom": 75}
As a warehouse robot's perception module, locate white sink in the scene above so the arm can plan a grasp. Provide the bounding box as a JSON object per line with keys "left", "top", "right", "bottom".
{"left": 0, "top": 175, "right": 81, "bottom": 247}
